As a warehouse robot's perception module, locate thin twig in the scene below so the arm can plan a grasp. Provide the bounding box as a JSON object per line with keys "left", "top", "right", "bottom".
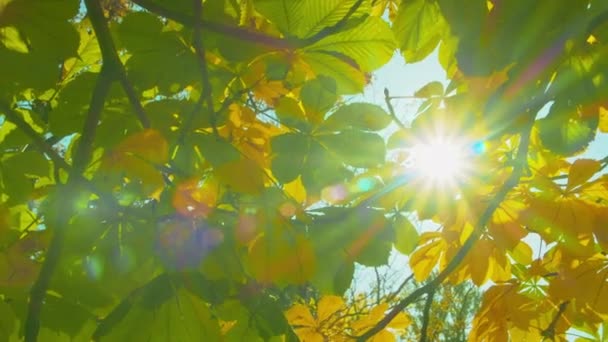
{"left": 385, "top": 274, "right": 414, "bottom": 303}
{"left": 356, "top": 120, "right": 534, "bottom": 341}
{"left": 384, "top": 88, "right": 407, "bottom": 130}
{"left": 419, "top": 289, "right": 436, "bottom": 342}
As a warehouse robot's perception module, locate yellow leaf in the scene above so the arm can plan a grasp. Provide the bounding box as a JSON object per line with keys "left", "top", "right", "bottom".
{"left": 317, "top": 296, "right": 345, "bottom": 323}
{"left": 410, "top": 239, "right": 444, "bottom": 282}
{"left": 387, "top": 312, "right": 411, "bottom": 330}
{"left": 369, "top": 330, "right": 396, "bottom": 342}
{"left": 285, "top": 304, "right": 316, "bottom": 328}
{"left": 284, "top": 176, "right": 307, "bottom": 204}
{"left": 508, "top": 241, "right": 532, "bottom": 265}
{"left": 468, "top": 239, "right": 493, "bottom": 286}
{"left": 102, "top": 129, "right": 168, "bottom": 196}
{"left": 248, "top": 232, "right": 315, "bottom": 284}
{"left": 599, "top": 106, "right": 608, "bottom": 132}
{"left": 214, "top": 158, "right": 265, "bottom": 194}
{"left": 567, "top": 158, "right": 601, "bottom": 191}
{"left": 172, "top": 177, "right": 219, "bottom": 218}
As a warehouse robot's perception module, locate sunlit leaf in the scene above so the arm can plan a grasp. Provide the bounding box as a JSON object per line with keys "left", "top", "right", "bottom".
{"left": 567, "top": 159, "right": 601, "bottom": 191}
{"left": 410, "top": 238, "right": 444, "bottom": 282}
{"left": 321, "top": 103, "right": 392, "bottom": 132}
{"left": 304, "top": 17, "right": 396, "bottom": 72}
{"left": 393, "top": 214, "right": 419, "bottom": 255}
{"left": 393, "top": 0, "right": 446, "bottom": 63}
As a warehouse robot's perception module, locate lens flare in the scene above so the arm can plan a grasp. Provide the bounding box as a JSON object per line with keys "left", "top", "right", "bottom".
{"left": 409, "top": 136, "right": 472, "bottom": 186}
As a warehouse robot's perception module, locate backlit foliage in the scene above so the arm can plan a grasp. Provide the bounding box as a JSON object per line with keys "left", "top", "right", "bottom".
{"left": 0, "top": 0, "right": 608, "bottom": 341}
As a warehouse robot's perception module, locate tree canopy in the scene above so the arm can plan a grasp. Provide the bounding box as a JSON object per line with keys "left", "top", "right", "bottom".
{"left": 1, "top": 0, "right": 608, "bottom": 341}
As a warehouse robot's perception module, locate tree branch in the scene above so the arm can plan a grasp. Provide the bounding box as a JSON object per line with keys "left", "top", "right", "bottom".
{"left": 87, "top": 0, "right": 150, "bottom": 129}
{"left": 541, "top": 301, "right": 569, "bottom": 340}
{"left": 130, "top": 0, "right": 295, "bottom": 49}
{"left": 356, "top": 121, "right": 534, "bottom": 341}
{"left": 419, "top": 288, "right": 435, "bottom": 342}
{"left": 24, "top": 2, "right": 119, "bottom": 340}
{"left": 0, "top": 103, "right": 71, "bottom": 171}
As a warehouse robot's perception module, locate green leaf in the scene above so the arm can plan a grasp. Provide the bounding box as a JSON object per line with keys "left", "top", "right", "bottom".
{"left": 414, "top": 81, "right": 444, "bottom": 98}
{"left": 51, "top": 72, "right": 98, "bottom": 137}
{"left": 321, "top": 103, "right": 392, "bottom": 131}
{"left": 299, "top": 52, "right": 367, "bottom": 94}
{"left": 243, "top": 294, "right": 290, "bottom": 339}
{"left": 194, "top": 133, "right": 241, "bottom": 167}
{"left": 301, "top": 141, "right": 353, "bottom": 193}
{"left": 537, "top": 101, "right": 597, "bottom": 156}
{"left": 116, "top": 12, "right": 198, "bottom": 91}
{"left": 254, "top": 0, "right": 370, "bottom": 39}
{"left": 0, "top": 0, "right": 80, "bottom": 92}
{"left": 271, "top": 133, "right": 310, "bottom": 183}
{"left": 333, "top": 261, "right": 354, "bottom": 295}
{"left": 96, "top": 287, "right": 222, "bottom": 341}
{"left": 393, "top": 215, "right": 420, "bottom": 255}
{"left": 0, "top": 300, "right": 17, "bottom": 341}
{"left": 355, "top": 237, "right": 392, "bottom": 267}
{"left": 304, "top": 17, "right": 396, "bottom": 72}
{"left": 387, "top": 129, "right": 413, "bottom": 149}
{"left": 300, "top": 76, "right": 338, "bottom": 119}
{"left": 41, "top": 293, "right": 95, "bottom": 337}
{"left": 316, "top": 129, "right": 385, "bottom": 168}
{"left": 5, "top": 150, "right": 49, "bottom": 177}
{"left": 393, "top": 0, "right": 446, "bottom": 63}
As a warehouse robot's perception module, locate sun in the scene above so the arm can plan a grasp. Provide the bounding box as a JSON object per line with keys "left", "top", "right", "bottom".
{"left": 409, "top": 136, "right": 472, "bottom": 186}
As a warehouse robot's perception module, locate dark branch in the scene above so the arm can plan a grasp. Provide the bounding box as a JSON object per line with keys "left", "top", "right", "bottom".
{"left": 130, "top": 0, "right": 295, "bottom": 49}
{"left": 356, "top": 121, "right": 534, "bottom": 341}
{"left": 87, "top": 0, "right": 150, "bottom": 129}
{"left": 24, "top": 2, "right": 119, "bottom": 340}
{"left": 541, "top": 301, "right": 569, "bottom": 339}
{"left": 0, "top": 103, "right": 71, "bottom": 171}
{"left": 419, "top": 289, "right": 435, "bottom": 342}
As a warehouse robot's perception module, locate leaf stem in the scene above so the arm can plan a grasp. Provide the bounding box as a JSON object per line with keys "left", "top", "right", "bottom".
{"left": 384, "top": 88, "right": 407, "bottom": 130}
